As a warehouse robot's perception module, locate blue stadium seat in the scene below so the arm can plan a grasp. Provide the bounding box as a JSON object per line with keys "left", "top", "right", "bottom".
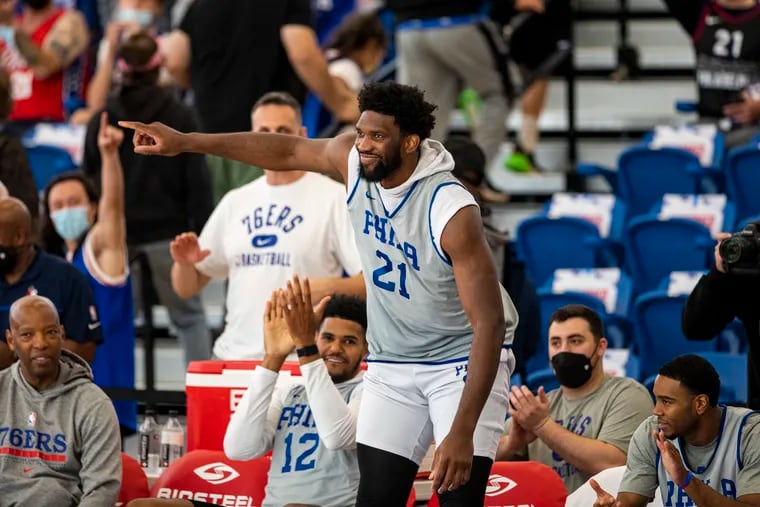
{"left": 516, "top": 216, "right": 619, "bottom": 288}
{"left": 693, "top": 351, "right": 748, "bottom": 405}
{"left": 525, "top": 367, "right": 560, "bottom": 393}
{"left": 578, "top": 145, "right": 707, "bottom": 222}
{"left": 632, "top": 290, "right": 719, "bottom": 382}
{"left": 25, "top": 145, "right": 78, "bottom": 192}
{"left": 624, "top": 217, "right": 715, "bottom": 295}
{"left": 724, "top": 145, "right": 760, "bottom": 230}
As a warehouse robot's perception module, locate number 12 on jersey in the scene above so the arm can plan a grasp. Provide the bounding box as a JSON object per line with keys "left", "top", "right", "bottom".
{"left": 281, "top": 432, "right": 319, "bottom": 473}
{"left": 372, "top": 250, "right": 410, "bottom": 299}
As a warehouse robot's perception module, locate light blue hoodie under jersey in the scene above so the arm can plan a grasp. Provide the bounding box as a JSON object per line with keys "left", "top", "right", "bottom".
{"left": 0, "top": 350, "right": 122, "bottom": 507}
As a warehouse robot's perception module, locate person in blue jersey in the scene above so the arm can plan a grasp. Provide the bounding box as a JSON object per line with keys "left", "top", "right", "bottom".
{"left": 592, "top": 354, "right": 760, "bottom": 507}
{"left": 41, "top": 112, "right": 136, "bottom": 436}
{"left": 128, "top": 276, "right": 367, "bottom": 507}
{"left": 119, "top": 81, "right": 518, "bottom": 507}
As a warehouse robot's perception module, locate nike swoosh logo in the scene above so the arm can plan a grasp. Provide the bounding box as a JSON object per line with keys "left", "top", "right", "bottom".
{"left": 23, "top": 467, "right": 33, "bottom": 473}
{"left": 365, "top": 190, "right": 374, "bottom": 200}
{"left": 88, "top": 322, "right": 101, "bottom": 330}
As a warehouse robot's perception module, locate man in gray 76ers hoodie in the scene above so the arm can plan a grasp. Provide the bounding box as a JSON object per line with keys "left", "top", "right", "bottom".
{"left": 0, "top": 295, "right": 121, "bottom": 506}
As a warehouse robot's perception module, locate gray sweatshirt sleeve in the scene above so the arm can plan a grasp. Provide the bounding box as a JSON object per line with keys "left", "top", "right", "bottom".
{"left": 77, "top": 396, "right": 122, "bottom": 506}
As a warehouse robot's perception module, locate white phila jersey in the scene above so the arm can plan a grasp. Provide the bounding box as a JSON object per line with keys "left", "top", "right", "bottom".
{"left": 345, "top": 139, "right": 517, "bottom": 362}
{"left": 656, "top": 406, "right": 756, "bottom": 505}
{"left": 264, "top": 375, "right": 363, "bottom": 507}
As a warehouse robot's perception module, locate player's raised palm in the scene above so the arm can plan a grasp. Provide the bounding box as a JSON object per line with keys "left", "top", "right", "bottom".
{"left": 170, "top": 232, "right": 210, "bottom": 266}
{"left": 263, "top": 292, "right": 295, "bottom": 359}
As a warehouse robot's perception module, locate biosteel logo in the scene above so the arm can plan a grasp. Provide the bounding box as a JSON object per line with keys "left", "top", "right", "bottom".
{"left": 155, "top": 488, "right": 254, "bottom": 507}
{"left": 485, "top": 473, "right": 518, "bottom": 496}
{"left": 193, "top": 462, "right": 241, "bottom": 485}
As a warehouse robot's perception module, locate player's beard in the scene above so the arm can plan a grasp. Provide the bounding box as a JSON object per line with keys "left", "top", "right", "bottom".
{"left": 358, "top": 145, "right": 403, "bottom": 183}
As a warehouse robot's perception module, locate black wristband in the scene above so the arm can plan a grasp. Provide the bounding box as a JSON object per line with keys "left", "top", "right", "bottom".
{"left": 296, "top": 344, "right": 319, "bottom": 358}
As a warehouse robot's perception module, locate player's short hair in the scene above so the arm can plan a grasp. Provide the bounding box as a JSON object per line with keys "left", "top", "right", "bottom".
{"left": 319, "top": 295, "right": 367, "bottom": 336}
{"left": 358, "top": 82, "right": 437, "bottom": 140}
{"left": 252, "top": 91, "right": 302, "bottom": 120}
{"left": 658, "top": 354, "right": 720, "bottom": 407}
{"left": 549, "top": 304, "right": 604, "bottom": 343}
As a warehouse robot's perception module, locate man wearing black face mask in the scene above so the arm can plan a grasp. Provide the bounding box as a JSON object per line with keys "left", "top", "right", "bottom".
{"left": 0, "top": 197, "right": 101, "bottom": 369}
{"left": 495, "top": 305, "right": 653, "bottom": 493}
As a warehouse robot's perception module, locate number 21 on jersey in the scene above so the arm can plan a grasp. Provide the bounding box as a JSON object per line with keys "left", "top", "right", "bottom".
{"left": 713, "top": 29, "right": 744, "bottom": 58}
{"left": 372, "top": 249, "right": 410, "bottom": 299}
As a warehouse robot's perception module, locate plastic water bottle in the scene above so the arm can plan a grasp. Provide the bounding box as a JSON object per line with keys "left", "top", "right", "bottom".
{"left": 138, "top": 409, "right": 161, "bottom": 473}
{"left": 160, "top": 410, "right": 185, "bottom": 468}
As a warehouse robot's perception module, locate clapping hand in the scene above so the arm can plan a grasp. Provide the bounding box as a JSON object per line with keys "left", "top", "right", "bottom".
{"left": 263, "top": 291, "right": 296, "bottom": 359}
{"left": 169, "top": 232, "right": 210, "bottom": 266}
{"left": 280, "top": 275, "right": 331, "bottom": 349}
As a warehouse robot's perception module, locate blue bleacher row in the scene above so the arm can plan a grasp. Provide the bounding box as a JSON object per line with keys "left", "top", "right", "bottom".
{"left": 513, "top": 126, "right": 755, "bottom": 407}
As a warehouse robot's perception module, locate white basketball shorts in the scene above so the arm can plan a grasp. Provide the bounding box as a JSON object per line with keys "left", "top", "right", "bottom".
{"left": 356, "top": 347, "right": 513, "bottom": 465}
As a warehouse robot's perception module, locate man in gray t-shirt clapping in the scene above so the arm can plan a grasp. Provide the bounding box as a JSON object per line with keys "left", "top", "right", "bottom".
{"left": 496, "top": 305, "right": 653, "bottom": 493}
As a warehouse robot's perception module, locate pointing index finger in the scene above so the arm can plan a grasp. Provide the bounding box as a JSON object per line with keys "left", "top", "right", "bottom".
{"left": 118, "top": 120, "right": 148, "bottom": 131}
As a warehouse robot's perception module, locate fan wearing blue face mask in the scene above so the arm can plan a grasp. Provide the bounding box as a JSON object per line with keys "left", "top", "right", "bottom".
{"left": 40, "top": 112, "right": 138, "bottom": 438}
{"left": 69, "top": 0, "right": 164, "bottom": 125}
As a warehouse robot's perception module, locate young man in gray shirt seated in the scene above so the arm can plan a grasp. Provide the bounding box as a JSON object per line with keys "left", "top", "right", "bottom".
{"left": 592, "top": 354, "right": 760, "bottom": 507}
{"left": 496, "top": 304, "right": 653, "bottom": 493}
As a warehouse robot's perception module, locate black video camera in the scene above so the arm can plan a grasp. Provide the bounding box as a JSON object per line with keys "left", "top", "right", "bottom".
{"left": 719, "top": 223, "right": 760, "bottom": 276}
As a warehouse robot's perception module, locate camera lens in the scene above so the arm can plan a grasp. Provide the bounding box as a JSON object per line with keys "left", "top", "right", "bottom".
{"left": 720, "top": 238, "right": 744, "bottom": 264}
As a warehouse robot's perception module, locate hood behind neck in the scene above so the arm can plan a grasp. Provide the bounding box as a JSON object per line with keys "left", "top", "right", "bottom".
{"left": 379, "top": 139, "right": 455, "bottom": 195}
{"left": 12, "top": 349, "right": 93, "bottom": 399}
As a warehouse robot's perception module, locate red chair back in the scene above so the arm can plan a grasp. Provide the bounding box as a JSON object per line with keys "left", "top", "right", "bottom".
{"left": 407, "top": 487, "right": 416, "bottom": 507}
{"left": 427, "top": 461, "right": 567, "bottom": 507}
{"left": 117, "top": 453, "right": 149, "bottom": 506}
{"left": 150, "top": 450, "right": 270, "bottom": 506}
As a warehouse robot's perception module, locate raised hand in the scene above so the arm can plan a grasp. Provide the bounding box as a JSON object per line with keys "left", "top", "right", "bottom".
{"left": 590, "top": 478, "right": 621, "bottom": 507}
{"left": 263, "top": 291, "right": 296, "bottom": 360}
{"left": 97, "top": 112, "right": 124, "bottom": 155}
{"left": 169, "top": 232, "right": 210, "bottom": 266}
{"left": 653, "top": 428, "right": 688, "bottom": 488}
{"left": 117, "top": 120, "right": 184, "bottom": 156}
{"left": 280, "top": 275, "right": 331, "bottom": 349}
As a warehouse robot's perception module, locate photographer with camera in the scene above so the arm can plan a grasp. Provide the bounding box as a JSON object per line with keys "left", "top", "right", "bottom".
{"left": 682, "top": 222, "right": 760, "bottom": 409}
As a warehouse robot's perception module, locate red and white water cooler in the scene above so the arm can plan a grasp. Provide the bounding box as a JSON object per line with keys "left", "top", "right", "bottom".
{"left": 184, "top": 360, "right": 303, "bottom": 451}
